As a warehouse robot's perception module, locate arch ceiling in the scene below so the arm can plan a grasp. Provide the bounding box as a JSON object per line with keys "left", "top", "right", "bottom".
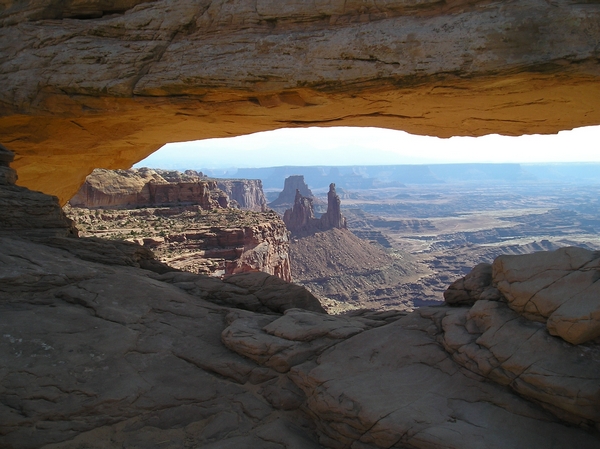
{"left": 1, "top": 0, "right": 600, "bottom": 203}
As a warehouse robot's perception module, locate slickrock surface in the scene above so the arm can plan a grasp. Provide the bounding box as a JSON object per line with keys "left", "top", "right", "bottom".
{"left": 493, "top": 247, "right": 600, "bottom": 345}
{"left": 447, "top": 246, "right": 600, "bottom": 344}
{"left": 3, "top": 0, "right": 600, "bottom": 202}
{"left": 2, "top": 235, "right": 599, "bottom": 448}
{"left": 1, "top": 175, "right": 599, "bottom": 448}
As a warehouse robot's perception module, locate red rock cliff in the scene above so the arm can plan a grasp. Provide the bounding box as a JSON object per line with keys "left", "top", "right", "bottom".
{"left": 216, "top": 179, "right": 268, "bottom": 212}
{"left": 69, "top": 168, "right": 229, "bottom": 209}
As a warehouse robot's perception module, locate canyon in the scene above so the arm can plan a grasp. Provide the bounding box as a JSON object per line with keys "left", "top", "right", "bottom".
{"left": 1, "top": 148, "right": 599, "bottom": 448}
{"left": 67, "top": 168, "right": 291, "bottom": 280}
{"left": 2, "top": 1, "right": 600, "bottom": 448}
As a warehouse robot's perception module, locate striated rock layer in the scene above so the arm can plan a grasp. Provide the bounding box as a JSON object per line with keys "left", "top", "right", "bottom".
{"left": 70, "top": 168, "right": 229, "bottom": 209}
{"left": 162, "top": 218, "right": 293, "bottom": 281}
{"left": 1, "top": 0, "right": 600, "bottom": 201}
{"left": 67, "top": 205, "right": 293, "bottom": 281}
{"left": 216, "top": 179, "right": 268, "bottom": 212}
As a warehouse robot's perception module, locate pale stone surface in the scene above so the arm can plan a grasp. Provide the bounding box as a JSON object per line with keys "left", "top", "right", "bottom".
{"left": 493, "top": 247, "right": 600, "bottom": 344}
{"left": 263, "top": 309, "right": 369, "bottom": 342}
{"left": 438, "top": 300, "right": 600, "bottom": 427}
{"left": 1, "top": 1, "right": 600, "bottom": 202}
{"left": 444, "top": 262, "right": 494, "bottom": 306}
{"left": 289, "top": 310, "right": 600, "bottom": 448}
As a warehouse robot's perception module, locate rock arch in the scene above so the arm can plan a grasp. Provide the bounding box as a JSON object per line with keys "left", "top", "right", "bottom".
{"left": 1, "top": 0, "right": 600, "bottom": 203}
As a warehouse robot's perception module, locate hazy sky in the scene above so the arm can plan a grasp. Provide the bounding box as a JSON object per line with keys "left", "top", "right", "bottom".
{"left": 134, "top": 125, "right": 600, "bottom": 170}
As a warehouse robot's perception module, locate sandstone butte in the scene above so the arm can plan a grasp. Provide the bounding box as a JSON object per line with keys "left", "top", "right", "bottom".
{"left": 1, "top": 0, "right": 600, "bottom": 203}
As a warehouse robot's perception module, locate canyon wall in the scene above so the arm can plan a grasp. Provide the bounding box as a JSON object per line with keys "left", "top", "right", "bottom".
{"left": 70, "top": 168, "right": 229, "bottom": 209}
{"left": 67, "top": 209, "right": 292, "bottom": 282}
{"left": 1, "top": 0, "right": 600, "bottom": 202}
{"left": 139, "top": 216, "right": 292, "bottom": 281}
{"left": 216, "top": 179, "right": 268, "bottom": 212}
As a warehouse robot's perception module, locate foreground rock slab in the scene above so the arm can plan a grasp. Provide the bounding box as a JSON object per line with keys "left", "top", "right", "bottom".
{"left": 493, "top": 247, "right": 600, "bottom": 344}
{"left": 291, "top": 308, "right": 600, "bottom": 448}
{"left": 2, "top": 236, "right": 599, "bottom": 448}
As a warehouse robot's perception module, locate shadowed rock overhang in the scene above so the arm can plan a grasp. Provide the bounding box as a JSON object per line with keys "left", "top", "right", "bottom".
{"left": 1, "top": 0, "right": 600, "bottom": 203}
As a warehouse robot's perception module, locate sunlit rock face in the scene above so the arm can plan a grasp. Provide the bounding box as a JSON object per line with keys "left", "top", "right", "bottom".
{"left": 1, "top": 0, "right": 600, "bottom": 202}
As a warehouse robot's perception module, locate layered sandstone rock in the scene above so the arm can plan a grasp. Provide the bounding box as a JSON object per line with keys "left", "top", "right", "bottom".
{"left": 444, "top": 262, "right": 497, "bottom": 306}
{"left": 69, "top": 168, "right": 229, "bottom": 209}
{"left": 67, "top": 205, "right": 293, "bottom": 281}
{"left": 216, "top": 179, "right": 268, "bottom": 212}
{"left": 445, "top": 246, "right": 600, "bottom": 345}
{"left": 320, "top": 183, "right": 347, "bottom": 230}
{"left": 493, "top": 247, "right": 600, "bottom": 345}
{"left": 162, "top": 219, "right": 293, "bottom": 282}
{"left": 3, "top": 0, "right": 600, "bottom": 202}
{"left": 270, "top": 175, "right": 315, "bottom": 209}
{"left": 283, "top": 189, "right": 316, "bottom": 235}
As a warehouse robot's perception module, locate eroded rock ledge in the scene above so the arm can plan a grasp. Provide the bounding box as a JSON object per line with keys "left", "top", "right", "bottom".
{"left": 1, "top": 0, "right": 600, "bottom": 202}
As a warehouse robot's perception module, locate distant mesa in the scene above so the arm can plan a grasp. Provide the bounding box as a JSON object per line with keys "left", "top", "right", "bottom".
{"left": 69, "top": 168, "right": 267, "bottom": 211}
{"left": 283, "top": 183, "right": 347, "bottom": 236}
{"left": 269, "top": 174, "right": 314, "bottom": 207}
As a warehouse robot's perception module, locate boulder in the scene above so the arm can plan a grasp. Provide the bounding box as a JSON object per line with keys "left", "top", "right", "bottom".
{"left": 438, "top": 300, "right": 600, "bottom": 427}
{"left": 493, "top": 247, "right": 600, "bottom": 344}
{"left": 444, "top": 262, "right": 495, "bottom": 306}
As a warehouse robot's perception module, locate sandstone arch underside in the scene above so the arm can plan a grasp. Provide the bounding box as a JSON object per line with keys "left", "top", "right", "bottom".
{"left": 1, "top": 0, "right": 600, "bottom": 203}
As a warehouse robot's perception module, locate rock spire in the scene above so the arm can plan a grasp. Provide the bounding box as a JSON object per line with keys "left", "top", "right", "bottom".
{"left": 283, "top": 182, "right": 346, "bottom": 235}
{"left": 320, "top": 183, "right": 347, "bottom": 230}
